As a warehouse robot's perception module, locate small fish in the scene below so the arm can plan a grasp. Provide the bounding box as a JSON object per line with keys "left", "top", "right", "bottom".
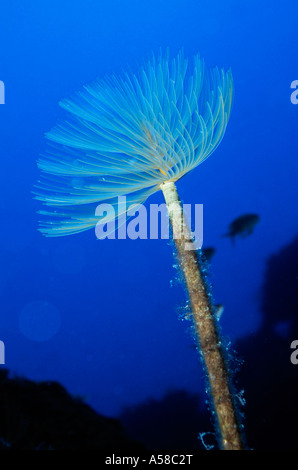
{"left": 223, "top": 213, "right": 259, "bottom": 242}
{"left": 201, "top": 247, "right": 216, "bottom": 262}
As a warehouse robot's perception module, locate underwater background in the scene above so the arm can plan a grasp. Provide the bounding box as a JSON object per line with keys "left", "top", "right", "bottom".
{"left": 0, "top": 0, "right": 297, "bottom": 450}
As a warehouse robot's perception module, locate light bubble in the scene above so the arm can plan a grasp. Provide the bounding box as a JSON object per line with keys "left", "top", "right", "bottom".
{"left": 19, "top": 300, "right": 61, "bottom": 342}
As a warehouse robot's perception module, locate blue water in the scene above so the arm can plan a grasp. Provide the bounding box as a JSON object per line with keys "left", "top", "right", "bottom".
{"left": 0, "top": 0, "right": 297, "bottom": 448}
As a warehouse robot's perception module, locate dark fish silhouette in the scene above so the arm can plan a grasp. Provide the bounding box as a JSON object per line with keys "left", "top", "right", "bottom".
{"left": 223, "top": 213, "right": 259, "bottom": 242}
{"left": 201, "top": 247, "right": 216, "bottom": 262}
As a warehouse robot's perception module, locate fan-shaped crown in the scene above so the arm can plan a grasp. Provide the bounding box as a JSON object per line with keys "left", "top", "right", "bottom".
{"left": 35, "top": 50, "right": 233, "bottom": 236}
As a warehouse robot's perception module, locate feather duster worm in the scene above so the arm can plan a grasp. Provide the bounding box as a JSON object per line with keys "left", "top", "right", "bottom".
{"left": 35, "top": 50, "right": 243, "bottom": 449}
